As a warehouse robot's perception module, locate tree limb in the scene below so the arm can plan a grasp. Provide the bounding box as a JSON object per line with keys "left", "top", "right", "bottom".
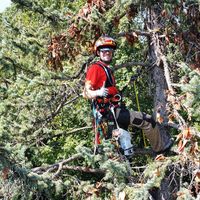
{"left": 36, "top": 126, "right": 92, "bottom": 145}
{"left": 114, "top": 61, "right": 150, "bottom": 71}
{"left": 31, "top": 153, "right": 82, "bottom": 174}
{"left": 62, "top": 165, "right": 105, "bottom": 175}
{"left": 31, "top": 148, "right": 159, "bottom": 177}
{"left": 52, "top": 55, "right": 95, "bottom": 80}
{"left": 3, "top": 56, "right": 39, "bottom": 76}
{"left": 161, "top": 55, "right": 174, "bottom": 92}
{"left": 118, "top": 30, "right": 150, "bottom": 37}
{"left": 34, "top": 92, "right": 78, "bottom": 126}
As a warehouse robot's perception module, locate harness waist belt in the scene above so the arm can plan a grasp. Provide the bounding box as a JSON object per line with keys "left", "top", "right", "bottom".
{"left": 96, "top": 94, "right": 121, "bottom": 104}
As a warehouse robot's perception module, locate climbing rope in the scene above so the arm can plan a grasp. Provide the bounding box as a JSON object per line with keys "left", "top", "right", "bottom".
{"left": 133, "top": 80, "right": 147, "bottom": 147}
{"left": 120, "top": 66, "right": 150, "bottom": 148}
{"left": 92, "top": 101, "right": 103, "bottom": 154}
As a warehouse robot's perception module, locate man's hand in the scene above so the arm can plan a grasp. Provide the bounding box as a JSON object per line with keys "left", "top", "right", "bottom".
{"left": 83, "top": 81, "right": 108, "bottom": 99}
{"left": 95, "top": 81, "right": 108, "bottom": 97}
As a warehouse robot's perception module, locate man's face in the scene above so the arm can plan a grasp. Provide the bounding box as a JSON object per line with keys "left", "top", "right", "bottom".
{"left": 99, "top": 48, "right": 114, "bottom": 64}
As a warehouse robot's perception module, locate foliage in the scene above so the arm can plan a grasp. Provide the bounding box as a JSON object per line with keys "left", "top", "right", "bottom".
{"left": 0, "top": 0, "right": 200, "bottom": 199}
{"left": 179, "top": 64, "right": 200, "bottom": 124}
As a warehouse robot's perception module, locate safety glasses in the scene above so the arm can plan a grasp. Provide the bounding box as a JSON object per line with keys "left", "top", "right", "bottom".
{"left": 99, "top": 48, "right": 114, "bottom": 53}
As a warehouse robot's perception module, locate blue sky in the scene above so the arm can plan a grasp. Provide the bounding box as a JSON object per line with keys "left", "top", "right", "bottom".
{"left": 0, "top": 0, "right": 12, "bottom": 12}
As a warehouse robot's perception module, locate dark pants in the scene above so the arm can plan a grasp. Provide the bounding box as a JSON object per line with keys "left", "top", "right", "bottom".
{"left": 115, "top": 107, "right": 171, "bottom": 153}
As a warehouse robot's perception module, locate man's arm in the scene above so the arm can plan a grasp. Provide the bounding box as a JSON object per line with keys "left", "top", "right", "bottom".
{"left": 83, "top": 81, "right": 108, "bottom": 99}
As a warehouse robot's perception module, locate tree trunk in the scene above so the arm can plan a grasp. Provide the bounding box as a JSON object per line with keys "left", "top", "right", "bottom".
{"left": 147, "top": 5, "right": 171, "bottom": 142}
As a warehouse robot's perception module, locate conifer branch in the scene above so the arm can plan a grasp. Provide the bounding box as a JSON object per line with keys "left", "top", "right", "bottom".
{"left": 52, "top": 55, "right": 95, "bottom": 80}
{"left": 31, "top": 147, "right": 158, "bottom": 177}
{"left": 32, "top": 126, "right": 92, "bottom": 146}
{"left": 45, "top": 92, "right": 68, "bottom": 123}
{"left": 3, "top": 56, "right": 39, "bottom": 76}
{"left": 11, "top": 0, "right": 63, "bottom": 23}
{"left": 71, "top": 55, "right": 95, "bottom": 79}
{"left": 32, "top": 93, "right": 80, "bottom": 134}
{"left": 45, "top": 93, "right": 81, "bottom": 122}
{"left": 0, "top": 147, "right": 37, "bottom": 184}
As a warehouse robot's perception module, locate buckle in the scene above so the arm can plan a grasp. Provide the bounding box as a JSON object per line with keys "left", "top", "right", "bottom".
{"left": 111, "top": 94, "right": 121, "bottom": 102}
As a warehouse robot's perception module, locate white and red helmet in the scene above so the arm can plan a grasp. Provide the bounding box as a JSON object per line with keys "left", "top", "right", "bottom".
{"left": 94, "top": 36, "right": 117, "bottom": 54}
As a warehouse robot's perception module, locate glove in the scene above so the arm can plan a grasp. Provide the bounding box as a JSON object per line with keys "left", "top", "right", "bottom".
{"left": 95, "top": 82, "right": 109, "bottom": 97}
{"left": 83, "top": 81, "right": 108, "bottom": 98}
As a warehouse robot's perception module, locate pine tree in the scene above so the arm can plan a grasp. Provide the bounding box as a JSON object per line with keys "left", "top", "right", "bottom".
{"left": 0, "top": 0, "right": 199, "bottom": 199}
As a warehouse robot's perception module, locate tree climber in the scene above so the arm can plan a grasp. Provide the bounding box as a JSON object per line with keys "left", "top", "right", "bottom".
{"left": 83, "top": 35, "right": 173, "bottom": 157}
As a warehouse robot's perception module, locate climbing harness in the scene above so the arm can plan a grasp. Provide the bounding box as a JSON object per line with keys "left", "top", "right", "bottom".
{"left": 91, "top": 62, "right": 153, "bottom": 154}
{"left": 95, "top": 61, "right": 114, "bottom": 87}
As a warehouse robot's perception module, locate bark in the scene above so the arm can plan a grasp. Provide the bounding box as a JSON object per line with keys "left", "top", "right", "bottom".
{"left": 149, "top": 179, "right": 179, "bottom": 200}
{"left": 147, "top": 5, "right": 172, "bottom": 143}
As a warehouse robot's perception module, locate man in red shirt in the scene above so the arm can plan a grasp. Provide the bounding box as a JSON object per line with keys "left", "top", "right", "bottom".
{"left": 83, "top": 36, "right": 172, "bottom": 155}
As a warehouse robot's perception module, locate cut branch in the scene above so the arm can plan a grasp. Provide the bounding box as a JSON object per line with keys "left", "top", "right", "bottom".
{"left": 161, "top": 55, "right": 174, "bottom": 92}
{"left": 31, "top": 148, "right": 161, "bottom": 177}
{"left": 62, "top": 165, "right": 106, "bottom": 175}
{"left": 32, "top": 153, "right": 82, "bottom": 174}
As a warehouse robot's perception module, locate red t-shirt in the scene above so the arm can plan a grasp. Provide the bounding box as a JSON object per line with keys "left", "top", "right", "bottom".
{"left": 85, "top": 61, "right": 119, "bottom": 97}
